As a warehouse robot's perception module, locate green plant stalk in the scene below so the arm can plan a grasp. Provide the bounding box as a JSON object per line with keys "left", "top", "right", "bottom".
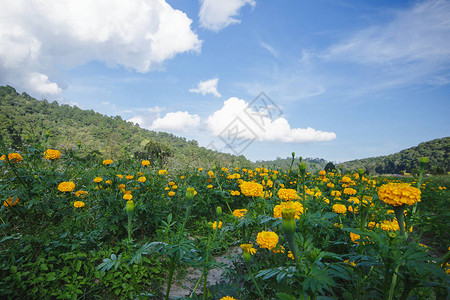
{"left": 393, "top": 206, "right": 406, "bottom": 239}
{"left": 412, "top": 163, "right": 425, "bottom": 215}
{"left": 165, "top": 259, "right": 176, "bottom": 300}
{"left": 126, "top": 210, "right": 142, "bottom": 299}
{"left": 387, "top": 264, "right": 400, "bottom": 300}
{"left": 245, "top": 262, "right": 265, "bottom": 300}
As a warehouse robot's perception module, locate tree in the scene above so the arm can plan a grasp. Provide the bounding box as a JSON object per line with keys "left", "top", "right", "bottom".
{"left": 324, "top": 162, "right": 336, "bottom": 172}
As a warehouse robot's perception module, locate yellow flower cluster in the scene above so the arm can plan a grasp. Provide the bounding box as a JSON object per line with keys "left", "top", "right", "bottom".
{"left": 141, "top": 160, "right": 150, "bottom": 166}
{"left": 219, "top": 296, "right": 237, "bottom": 300}
{"left": 102, "top": 159, "right": 113, "bottom": 165}
{"left": 74, "top": 201, "right": 85, "bottom": 208}
{"left": 278, "top": 188, "right": 298, "bottom": 201}
{"left": 378, "top": 183, "right": 421, "bottom": 206}
{"left": 240, "top": 243, "right": 257, "bottom": 255}
{"left": 123, "top": 194, "right": 133, "bottom": 200}
{"left": 138, "top": 176, "right": 146, "bottom": 183}
{"left": 212, "top": 221, "right": 222, "bottom": 230}
{"left": 94, "top": 177, "right": 103, "bottom": 183}
{"left": 158, "top": 170, "right": 168, "bottom": 176}
{"left": 344, "top": 188, "right": 357, "bottom": 195}
{"left": 1, "top": 153, "right": 22, "bottom": 163}
{"left": 331, "top": 190, "right": 341, "bottom": 197}
{"left": 126, "top": 175, "right": 134, "bottom": 180}
{"left": 44, "top": 149, "right": 61, "bottom": 160}
{"left": 256, "top": 231, "right": 279, "bottom": 250}
{"left": 75, "top": 190, "right": 88, "bottom": 198}
{"left": 273, "top": 201, "right": 304, "bottom": 219}
{"left": 379, "top": 219, "right": 400, "bottom": 232}
{"left": 3, "top": 197, "right": 19, "bottom": 207}
{"left": 333, "top": 204, "right": 347, "bottom": 214}
{"left": 58, "top": 182, "right": 75, "bottom": 192}
{"left": 233, "top": 209, "right": 247, "bottom": 219}
{"left": 168, "top": 191, "right": 175, "bottom": 197}
{"left": 230, "top": 190, "right": 240, "bottom": 196}
{"left": 240, "top": 181, "right": 263, "bottom": 197}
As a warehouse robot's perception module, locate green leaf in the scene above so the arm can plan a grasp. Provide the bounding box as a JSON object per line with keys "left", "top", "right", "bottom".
{"left": 276, "top": 292, "right": 297, "bottom": 300}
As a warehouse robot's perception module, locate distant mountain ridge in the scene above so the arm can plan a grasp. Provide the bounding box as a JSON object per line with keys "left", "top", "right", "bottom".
{"left": 338, "top": 137, "right": 449, "bottom": 174}
{"left": 0, "top": 85, "right": 251, "bottom": 167}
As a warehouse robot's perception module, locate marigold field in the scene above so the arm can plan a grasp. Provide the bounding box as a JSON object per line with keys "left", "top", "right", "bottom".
{"left": 0, "top": 145, "right": 449, "bottom": 300}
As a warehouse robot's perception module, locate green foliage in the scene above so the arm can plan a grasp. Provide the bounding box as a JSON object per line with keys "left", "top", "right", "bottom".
{"left": 0, "top": 85, "right": 252, "bottom": 168}
{"left": 339, "top": 137, "right": 450, "bottom": 174}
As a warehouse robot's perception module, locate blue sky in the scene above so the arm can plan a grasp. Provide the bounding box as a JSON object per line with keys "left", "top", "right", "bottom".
{"left": 1, "top": 0, "right": 449, "bottom": 162}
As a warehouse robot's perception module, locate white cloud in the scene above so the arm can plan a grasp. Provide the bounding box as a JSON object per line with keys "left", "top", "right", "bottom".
{"left": 149, "top": 111, "right": 201, "bottom": 133}
{"left": 199, "top": 0, "right": 255, "bottom": 31}
{"left": 189, "top": 78, "right": 221, "bottom": 97}
{"left": 207, "top": 97, "right": 336, "bottom": 143}
{"left": 0, "top": 0, "right": 201, "bottom": 96}
{"left": 259, "top": 41, "right": 279, "bottom": 58}
{"left": 127, "top": 106, "right": 164, "bottom": 129}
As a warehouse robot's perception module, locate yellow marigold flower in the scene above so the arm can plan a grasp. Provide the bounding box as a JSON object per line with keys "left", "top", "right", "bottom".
{"left": 103, "top": 159, "right": 113, "bottom": 165}
{"left": 172, "top": 185, "right": 177, "bottom": 190}
{"left": 331, "top": 190, "right": 341, "bottom": 197}
{"left": 1, "top": 153, "right": 22, "bottom": 163}
{"left": 323, "top": 198, "right": 330, "bottom": 204}
{"left": 344, "top": 259, "right": 357, "bottom": 267}
{"left": 221, "top": 167, "right": 228, "bottom": 173}
{"left": 272, "top": 244, "right": 285, "bottom": 254}
{"left": 116, "top": 174, "right": 123, "bottom": 179}
{"left": 75, "top": 190, "right": 88, "bottom": 198}
{"left": 240, "top": 243, "right": 257, "bottom": 255}
{"left": 333, "top": 204, "right": 347, "bottom": 214}
{"left": 118, "top": 184, "right": 126, "bottom": 190}
{"left": 273, "top": 201, "right": 304, "bottom": 219}
{"left": 141, "top": 160, "right": 150, "bottom": 166}
{"left": 348, "top": 205, "right": 358, "bottom": 214}
{"left": 207, "top": 184, "right": 213, "bottom": 189}
{"left": 3, "top": 197, "right": 19, "bottom": 207}
{"left": 348, "top": 197, "right": 360, "bottom": 204}
{"left": 168, "top": 191, "right": 175, "bottom": 197}
{"left": 208, "top": 170, "right": 215, "bottom": 178}
{"left": 319, "top": 170, "right": 326, "bottom": 176}
{"left": 123, "top": 194, "right": 133, "bottom": 200}
{"left": 168, "top": 181, "right": 175, "bottom": 186}
{"left": 287, "top": 251, "right": 295, "bottom": 260}
{"left": 344, "top": 188, "right": 357, "bottom": 195}
{"left": 165, "top": 187, "right": 171, "bottom": 191}
{"left": 158, "top": 170, "right": 168, "bottom": 176}
{"left": 137, "top": 172, "right": 143, "bottom": 176}
{"left": 126, "top": 175, "right": 134, "bottom": 180}
{"left": 256, "top": 231, "right": 279, "bottom": 250}
{"left": 198, "top": 167, "right": 203, "bottom": 171}
{"left": 240, "top": 181, "right": 264, "bottom": 197}
{"left": 278, "top": 188, "right": 299, "bottom": 201}
{"left": 212, "top": 221, "right": 222, "bottom": 230}
{"left": 124, "top": 190, "right": 132, "bottom": 195}
{"left": 219, "top": 297, "right": 237, "bottom": 300}
{"left": 327, "top": 183, "right": 335, "bottom": 188}
{"left": 350, "top": 232, "right": 361, "bottom": 244}
{"left": 378, "top": 183, "right": 421, "bottom": 206}
{"left": 74, "top": 201, "right": 85, "bottom": 208}
{"left": 233, "top": 209, "right": 248, "bottom": 219}
{"left": 94, "top": 177, "right": 103, "bottom": 183}
{"left": 341, "top": 176, "right": 351, "bottom": 183}
{"left": 44, "top": 149, "right": 61, "bottom": 160}
{"left": 137, "top": 176, "right": 146, "bottom": 183}
{"left": 58, "top": 182, "right": 75, "bottom": 192}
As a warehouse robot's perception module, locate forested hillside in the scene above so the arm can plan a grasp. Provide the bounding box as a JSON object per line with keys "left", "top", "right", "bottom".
{"left": 338, "top": 137, "right": 449, "bottom": 174}
{"left": 0, "top": 85, "right": 251, "bottom": 167}
{"left": 256, "top": 156, "right": 328, "bottom": 172}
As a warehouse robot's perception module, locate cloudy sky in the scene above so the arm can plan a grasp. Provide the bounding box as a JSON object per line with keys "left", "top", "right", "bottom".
{"left": 1, "top": 0, "right": 449, "bottom": 162}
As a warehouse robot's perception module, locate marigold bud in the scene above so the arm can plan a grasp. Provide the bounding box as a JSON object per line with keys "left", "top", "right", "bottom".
{"left": 272, "top": 174, "right": 277, "bottom": 181}
{"left": 216, "top": 206, "right": 222, "bottom": 217}
{"left": 419, "top": 157, "right": 428, "bottom": 166}
{"left": 281, "top": 208, "right": 296, "bottom": 235}
{"left": 299, "top": 163, "right": 306, "bottom": 171}
{"left": 126, "top": 200, "right": 134, "bottom": 212}
{"left": 264, "top": 174, "right": 269, "bottom": 181}
{"left": 186, "top": 187, "right": 196, "bottom": 200}
{"left": 292, "top": 152, "right": 295, "bottom": 158}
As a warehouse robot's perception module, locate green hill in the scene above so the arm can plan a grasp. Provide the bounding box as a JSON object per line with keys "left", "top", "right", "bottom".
{"left": 0, "top": 85, "right": 251, "bottom": 167}
{"left": 338, "top": 137, "right": 449, "bottom": 175}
